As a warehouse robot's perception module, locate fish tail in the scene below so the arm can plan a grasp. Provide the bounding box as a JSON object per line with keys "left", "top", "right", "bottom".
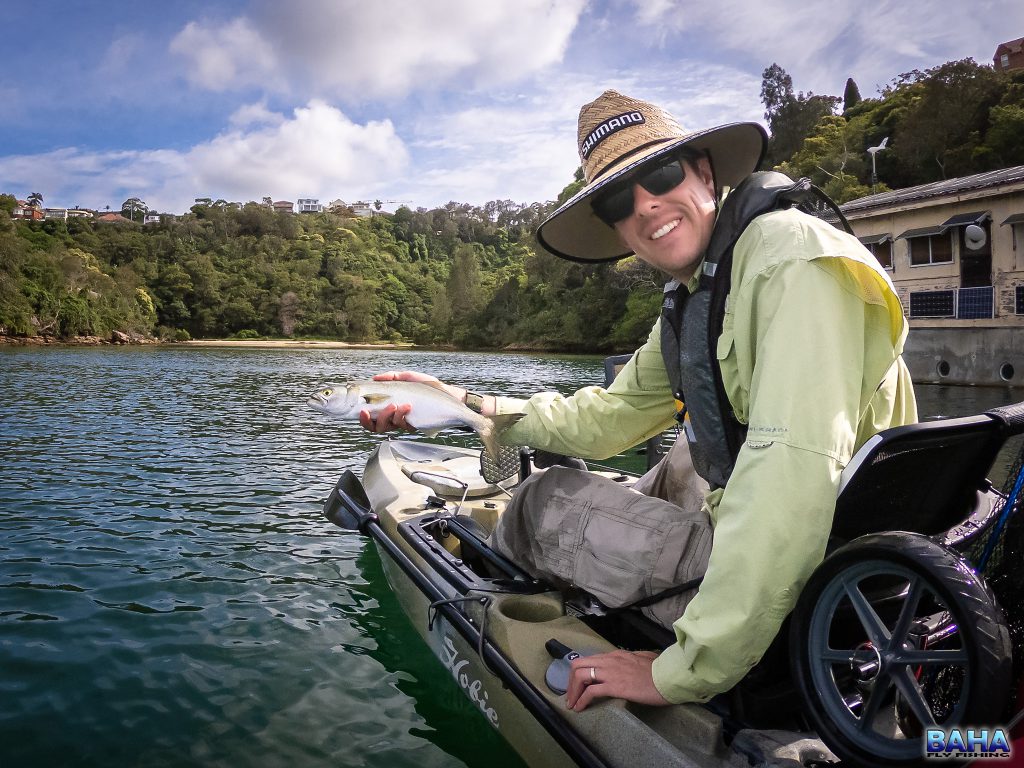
{"left": 476, "top": 414, "right": 522, "bottom": 460}
{"left": 471, "top": 411, "right": 520, "bottom": 460}
{"left": 479, "top": 424, "right": 499, "bottom": 462}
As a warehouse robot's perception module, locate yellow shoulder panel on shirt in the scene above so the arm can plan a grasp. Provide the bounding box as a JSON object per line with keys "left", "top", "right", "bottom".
{"left": 737, "top": 209, "right": 906, "bottom": 346}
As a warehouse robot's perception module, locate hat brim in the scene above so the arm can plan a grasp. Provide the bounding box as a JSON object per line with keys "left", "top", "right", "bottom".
{"left": 537, "top": 122, "right": 768, "bottom": 263}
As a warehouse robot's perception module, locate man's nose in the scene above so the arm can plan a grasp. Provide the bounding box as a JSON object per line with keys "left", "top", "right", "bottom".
{"left": 632, "top": 183, "right": 661, "bottom": 216}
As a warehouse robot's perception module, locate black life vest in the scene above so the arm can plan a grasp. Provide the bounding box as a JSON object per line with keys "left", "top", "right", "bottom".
{"left": 660, "top": 172, "right": 852, "bottom": 490}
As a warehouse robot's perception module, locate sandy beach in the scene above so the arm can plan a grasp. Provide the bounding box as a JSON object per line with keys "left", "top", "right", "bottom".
{"left": 177, "top": 339, "right": 415, "bottom": 350}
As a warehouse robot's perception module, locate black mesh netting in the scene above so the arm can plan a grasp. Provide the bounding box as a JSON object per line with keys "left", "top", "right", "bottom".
{"left": 964, "top": 436, "right": 1024, "bottom": 715}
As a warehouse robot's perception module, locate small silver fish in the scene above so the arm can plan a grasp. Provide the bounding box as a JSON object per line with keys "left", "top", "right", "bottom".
{"left": 307, "top": 380, "right": 516, "bottom": 458}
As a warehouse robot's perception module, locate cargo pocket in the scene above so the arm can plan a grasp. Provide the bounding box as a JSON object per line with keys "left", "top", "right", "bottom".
{"left": 532, "top": 487, "right": 587, "bottom": 585}
{"left": 641, "top": 515, "right": 713, "bottom": 628}
{"left": 649, "top": 517, "right": 713, "bottom": 595}
{"left": 573, "top": 494, "right": 683, "bottom": 609}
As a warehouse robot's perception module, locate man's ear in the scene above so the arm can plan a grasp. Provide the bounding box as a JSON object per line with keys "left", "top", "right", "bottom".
{"left": 695, "top": 156, "right": 716, "bottom": 195}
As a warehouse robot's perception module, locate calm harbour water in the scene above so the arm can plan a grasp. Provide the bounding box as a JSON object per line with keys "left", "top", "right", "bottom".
{"left": 1, "top": 346, "right": 1021, "bottom": 768}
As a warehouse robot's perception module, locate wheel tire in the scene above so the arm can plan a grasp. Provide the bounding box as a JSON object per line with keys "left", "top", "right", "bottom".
{"left": 790, "top": 532, "right": 1012, "bottom": 767}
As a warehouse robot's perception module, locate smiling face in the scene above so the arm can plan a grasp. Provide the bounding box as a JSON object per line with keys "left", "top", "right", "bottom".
{"left": 612, "top": 155, "right": 717, "bottom": 283}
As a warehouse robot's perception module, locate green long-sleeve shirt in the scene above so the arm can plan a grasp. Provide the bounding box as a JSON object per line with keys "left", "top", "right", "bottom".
{"left": 493, "top": 208, "right": 918, "bottom": 703}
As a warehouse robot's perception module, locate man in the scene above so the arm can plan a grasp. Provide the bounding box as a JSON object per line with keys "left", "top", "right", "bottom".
{"left": 363, "top": 90, "right": 917, "bottom": 712}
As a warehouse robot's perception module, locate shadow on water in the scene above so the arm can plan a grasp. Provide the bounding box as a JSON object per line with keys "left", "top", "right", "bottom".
{"left": 341, "top": 545, "right": 528, "bottom": 768}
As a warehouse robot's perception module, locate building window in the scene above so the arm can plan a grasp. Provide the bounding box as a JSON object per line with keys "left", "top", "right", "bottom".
{"left": 909, "top": 233, "right": 953, "bottom": 265}
{"left": 1001, "top": 53, "right": 1010, "bottom": 70}
{"left": 909, "top": 289, "right": 956, "bottom": 318}
{"left": 867, "top": 241, "right": 893, "bottom": 269}
{"left": 858, "top": 235, "right": 893, "bottom": 270}
{"left": 1017, "top": 286, "right": 1024, "bottom": 315}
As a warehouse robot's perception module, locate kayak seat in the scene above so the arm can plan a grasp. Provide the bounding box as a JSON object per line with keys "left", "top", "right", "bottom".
{"left": 831, "top": 404, "right": 1024, "bottom": 543}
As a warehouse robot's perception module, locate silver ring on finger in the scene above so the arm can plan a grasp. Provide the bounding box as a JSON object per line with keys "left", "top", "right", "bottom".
{"left": 589, "top": 666, "right": 597, "bottom": 683}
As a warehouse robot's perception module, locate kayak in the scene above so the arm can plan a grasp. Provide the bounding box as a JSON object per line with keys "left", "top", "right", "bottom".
{"left": 324, "top": 438, "right": 837, "bottom": 768}
{"left": 323, "top": 400, "right": 1024, "bottom": 768}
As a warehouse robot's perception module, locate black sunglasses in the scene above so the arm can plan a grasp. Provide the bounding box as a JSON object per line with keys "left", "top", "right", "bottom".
{"left": 590, "top": 155, "right": 687, "bottom": 226}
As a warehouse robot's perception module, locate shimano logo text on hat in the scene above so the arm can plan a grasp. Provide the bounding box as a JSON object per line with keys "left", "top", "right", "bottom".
{"left": 581, "top": 111, "right": 645, "bottom": 160}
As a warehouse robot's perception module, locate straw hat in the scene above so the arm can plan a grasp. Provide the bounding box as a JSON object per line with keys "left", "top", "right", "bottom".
{"left": 537, "top": 90, "right": 767, "bottom": 262}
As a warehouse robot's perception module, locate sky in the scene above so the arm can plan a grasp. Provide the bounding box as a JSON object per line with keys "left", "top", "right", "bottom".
{"left": 1, "top": 0, "right": 1021, "bottom": 215}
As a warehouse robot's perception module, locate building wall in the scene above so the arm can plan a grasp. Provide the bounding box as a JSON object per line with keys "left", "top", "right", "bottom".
{"left": 994, "top": 44, "right": 1024, "bottom": 73}
{"left": 846, "top": 184, "right": 1024, "bottom": 329}
{"left": 902, "top": 327, "right": 1024, "bottom": 386}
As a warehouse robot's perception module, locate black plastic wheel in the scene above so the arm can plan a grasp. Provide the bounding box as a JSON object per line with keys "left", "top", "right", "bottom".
{"left": 790, "top": 532, "right": 1012, "bottom": 767}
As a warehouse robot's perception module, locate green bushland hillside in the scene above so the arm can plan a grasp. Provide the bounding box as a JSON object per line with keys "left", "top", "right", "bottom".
{"left": 0, "top": 197, "right": 653, "bottom": 351}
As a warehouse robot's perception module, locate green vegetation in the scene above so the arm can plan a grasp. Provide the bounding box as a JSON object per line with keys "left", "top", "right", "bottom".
{"left": 768, "top": 58, "right": 1024, "bottom": 202}
{"left": 4, "top": 58, "right": 1022, "bottom": 350}
{"left": 0, "top": 199, "right": 642, "bottom": 351}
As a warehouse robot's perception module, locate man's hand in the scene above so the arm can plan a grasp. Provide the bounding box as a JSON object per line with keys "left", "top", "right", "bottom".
{"left": 566, "top": 650, "right": 670, "bottom": 711}
{"left": 357, "top": 370, "right": 463, "bottom": 433}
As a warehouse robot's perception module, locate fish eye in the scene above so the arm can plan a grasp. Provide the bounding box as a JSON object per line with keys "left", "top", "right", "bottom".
{"left": 321, "top": 388, "right": 332, "bottom": 397}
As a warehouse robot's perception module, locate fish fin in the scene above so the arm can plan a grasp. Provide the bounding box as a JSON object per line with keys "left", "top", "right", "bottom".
{"left": 420, "top": 428, "right": 442, "bottom": 438}
{"left": 361, "top": 393, "right": 390, "bottom": 404}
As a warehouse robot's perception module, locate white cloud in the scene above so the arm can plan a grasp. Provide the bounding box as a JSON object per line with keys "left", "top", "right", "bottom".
{"left": 98, "top": 33, "right": 146, "bottom": 78}
{"left": 229, "top": 101, "right": 286, "bottom": 128}
{"left": 170, "top": 0, "right": 587, "bottom": 99}
{"left": 627, "top": 0, "right": 1024, "bottom": 97}
{"left": 396, "top": 63, "right": 764, "bottom": 207}
{"left": 170, "top": 17, "right": 283, "bottom": 92}
{"left": 183, "top": 100, "right": 408, "bottom": 201}
{"left": 0, "top": 102, "right": 408, "bottom": 213}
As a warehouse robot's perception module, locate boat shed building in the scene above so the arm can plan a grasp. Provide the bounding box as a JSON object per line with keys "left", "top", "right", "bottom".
{"left": 840, "top": 166, "right": 1024, "bottom": 386}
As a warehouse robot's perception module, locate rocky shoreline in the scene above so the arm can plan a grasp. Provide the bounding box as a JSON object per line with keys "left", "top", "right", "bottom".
{"left": 0, "top": 331, "right": 158, "bottom": 346}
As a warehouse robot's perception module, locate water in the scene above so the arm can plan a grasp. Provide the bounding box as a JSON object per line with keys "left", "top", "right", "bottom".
{"left": 0, "top": 346, "right": 1020, "bottom": 768}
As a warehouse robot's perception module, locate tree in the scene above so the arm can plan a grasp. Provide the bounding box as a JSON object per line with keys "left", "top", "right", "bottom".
{"left": 842, "top": 78, "right": 862, "bottom": 113}
{"left": 982, "top": 102, "right": 1024, "bottom": 168}
{"left": 446, "top": 243, "right": 485, "bottom": 342}
{"left": 277, "top": 290, "right": 301, "bottom": 336}
{"left": 778, "top": 115, "right": 875, "bottom": 203}
{"left": 27, "top": 192, "right": 43, "bottom": 208}
{"left": 121, "top": 197, "right": 148, "bottom": 221}
{"left": 555, "top": 167, "right": 586, "bottom": 206}
{"left": 760, "top": 63, "right": 794, "bottom": 124}
{"left": 760, "top": 64, "right": 841, "bottom": 166}
{"left": 887, "top": 58, "right": 1003, "bottom": 182}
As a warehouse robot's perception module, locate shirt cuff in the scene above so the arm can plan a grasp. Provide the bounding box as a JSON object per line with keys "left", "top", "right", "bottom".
{"left": 651, "top": 642, "right": 711, "bottom": 704}
{"left": 493, "top": 396, "right": 528, "bottom": 416}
